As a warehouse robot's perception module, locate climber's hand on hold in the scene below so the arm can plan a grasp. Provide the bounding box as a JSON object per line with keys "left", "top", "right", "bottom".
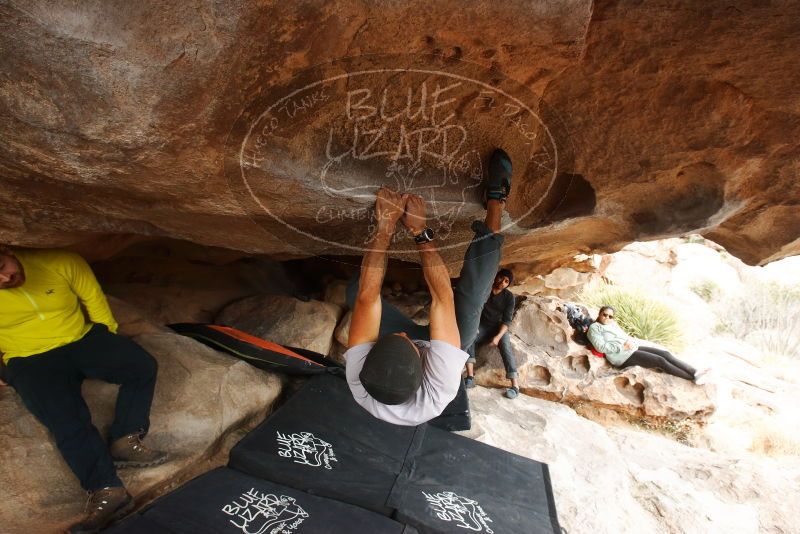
{"left": 374, "top": 187, "right": 405, "bottom": 234}
{"left": 401, "top": 194, "right": 427, "bottom": 235}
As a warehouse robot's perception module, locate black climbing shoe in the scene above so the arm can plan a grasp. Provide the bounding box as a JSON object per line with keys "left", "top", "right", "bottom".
{"left": 484, "top": 148, "right": 513, "bottom": 207}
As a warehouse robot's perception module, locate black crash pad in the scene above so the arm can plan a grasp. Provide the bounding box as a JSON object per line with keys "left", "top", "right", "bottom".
{"left": 427, "top": 378, "right": 470, "bottom": 431}
{"left": 228, "top": 374, "right": 561, "bottom": 533}
{"left": 388, "top": 425, "right": 561, "bottom": 534}
{"left": 104, "top": 516, "right": 172, "bottom": 534}
{"left": 228, "top": 372, "right": 417, "bottom": 516}
{"left": 105, "top": 467, "right": 416, "bottom": 534}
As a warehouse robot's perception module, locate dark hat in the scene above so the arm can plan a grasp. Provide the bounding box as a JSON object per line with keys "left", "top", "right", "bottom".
{"left": 360, "top": 334, "right": 423, "bottom": 405}
{"left": 497, "top": 268, "right": 514, "bottom": 284}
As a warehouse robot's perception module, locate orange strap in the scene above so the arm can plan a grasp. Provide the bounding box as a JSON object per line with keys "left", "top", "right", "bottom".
{"left": 207, "top": 325, "right": 324, "bottom": 366}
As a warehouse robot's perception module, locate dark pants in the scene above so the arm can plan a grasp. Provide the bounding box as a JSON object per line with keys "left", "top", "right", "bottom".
{"left": 346, "top": 220, "right": 504, "bottom": 351}
{"left": 5, "top": 324, "right": 158, "bottom": 491}
{"left": 622, "top": 346, "right": 696, "bottom": 381}
{"left": 465, "top": 321, "right": 518, "bottom": 378}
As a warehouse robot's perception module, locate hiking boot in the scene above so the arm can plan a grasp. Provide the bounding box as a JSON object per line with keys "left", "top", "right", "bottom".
{"left": 110, "top": 432, "right": 168, "bottom": 468}
{"left": 505, "top": 386, "right": 519, "bottom": 399}
{"left": 464, "top": 376, "right": 476, "bottom": 389}
{"left": 67, "top": 486, "right": 133, "bottom": 534}
{"left": 484, "top": 148, "right": 513, "bottom": 207}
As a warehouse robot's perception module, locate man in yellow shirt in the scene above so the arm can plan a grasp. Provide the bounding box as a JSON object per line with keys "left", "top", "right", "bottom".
{"left": 0, "top": 245, "right": 167, "bottom": 533}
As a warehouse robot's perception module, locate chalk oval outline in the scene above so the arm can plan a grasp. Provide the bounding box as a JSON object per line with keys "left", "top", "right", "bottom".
{"left": 237, "top": 66, "right": 559, "bottom": 253}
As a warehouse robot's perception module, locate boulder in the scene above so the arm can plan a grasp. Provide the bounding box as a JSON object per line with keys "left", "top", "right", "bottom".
{"left": 0, "top": 301, "right": 283, "bottom": 534}
{"left": 462, "top": 387, "right": 800, "bottom": 533}
{"left": 684, "top": 335, "right": 800, "bottom": 459}
{"left": 334, "top": 310, "right": 353, "bottom": 348}
{"left": 507, "top": 296, "right": 571, "bottom": 357}
{"left": 108, "top": 295, "right": 171, "bottom": 337}
{"left": 472, "top": 296, "right": 716, "bottom": 420}
{"left": 384, "top": 291, "right": 431, "bottom": 325}
{"left": 95, "top": 244, "right": 296, "bottom": 325}
{"left": 323, "top": 278, "right": 349, "bottom": 308}
{"left": 512, "top": 267, "right": 602, "bottom": 299}
{"left": 105, "top": 284, "right": 251, "bottom": 325}
{"left": 601, "top": 239, "right": 746, "bottom": 297}
{"left": 2, "top": 2, "right": 799, "bottom": 271}
{"left": 511, "top": 254, "right": 605, "bottom": 298}
{"left": 216, "top": 294, "right": 342, "bottom": 355}
{"left": 474, "top": 336, "right": 715, "bottom": 421}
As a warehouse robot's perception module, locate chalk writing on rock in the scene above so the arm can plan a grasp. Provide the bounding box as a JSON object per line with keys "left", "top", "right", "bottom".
{"left": 229, "top": 58, "right": 561, "bottom": 256}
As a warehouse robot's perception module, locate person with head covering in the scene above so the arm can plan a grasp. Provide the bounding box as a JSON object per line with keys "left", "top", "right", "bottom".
{"left": 344, "top": 149, "right": 513, "bottom": 425}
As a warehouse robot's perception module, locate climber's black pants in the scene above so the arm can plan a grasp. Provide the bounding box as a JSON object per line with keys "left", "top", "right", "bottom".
{"left": 4, "top": 324, "right": 158, "bottom": 491}
{"left": 621, "top": 346, "right": 696, "bottom": 381}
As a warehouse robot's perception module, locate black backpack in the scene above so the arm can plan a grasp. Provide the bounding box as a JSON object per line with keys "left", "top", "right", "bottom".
{"left": 563, "top": 303, "right": 594, "bottom": 346}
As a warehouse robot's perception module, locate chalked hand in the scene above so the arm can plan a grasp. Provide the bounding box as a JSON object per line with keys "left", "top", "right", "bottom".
{"left": 375, "top": 186, "right": 405, "bottom": 232}
{"left": 401, "top": 194, "right": 427, "bottom": 235}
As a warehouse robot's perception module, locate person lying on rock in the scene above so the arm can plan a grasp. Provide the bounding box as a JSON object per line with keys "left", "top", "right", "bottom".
{"left": 587, "top": 305, "right": 711, "bottom": 385}
{"left": 345, "top": 149, "right": 513, "bottom": 425}
{"left": 0, "top": 245, "right": 168, "bottom": 534}
{"left": 463, "top": 268, "right": 520, "bottom": 399}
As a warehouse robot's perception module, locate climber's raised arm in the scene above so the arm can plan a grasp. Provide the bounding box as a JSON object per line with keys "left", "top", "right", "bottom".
{"left": 400, "top": 194, "right": 460, "bottom": 349}
{"left": 348, "top": 187, "right": 406, "bottom": 348}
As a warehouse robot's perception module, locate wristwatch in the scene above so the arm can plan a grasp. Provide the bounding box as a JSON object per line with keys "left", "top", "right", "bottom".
{"left": 413, "top": 227, "right": 435, "bottom": 244}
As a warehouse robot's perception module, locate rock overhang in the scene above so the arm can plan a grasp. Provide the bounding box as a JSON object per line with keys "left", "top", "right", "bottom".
{"left": 1, "top": 1, "right": 798, "bottom": 272}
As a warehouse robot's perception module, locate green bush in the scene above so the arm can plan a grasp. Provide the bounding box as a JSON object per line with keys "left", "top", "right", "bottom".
{"left": 578, "top": 283, "right": 685, "bottom": 352}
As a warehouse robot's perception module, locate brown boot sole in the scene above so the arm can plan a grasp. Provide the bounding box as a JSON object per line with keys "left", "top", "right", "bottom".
{"left": 113, "top": 456, "right": 168, "bottom": 469}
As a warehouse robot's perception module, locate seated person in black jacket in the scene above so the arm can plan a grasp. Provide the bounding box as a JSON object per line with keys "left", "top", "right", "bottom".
{"left": 464, "top": 269, "right": 519, "bottom": 399}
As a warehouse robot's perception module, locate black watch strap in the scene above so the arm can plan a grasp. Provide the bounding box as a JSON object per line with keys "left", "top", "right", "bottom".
{"left": 413, "top": 227, "right": 435, "bottom": 244}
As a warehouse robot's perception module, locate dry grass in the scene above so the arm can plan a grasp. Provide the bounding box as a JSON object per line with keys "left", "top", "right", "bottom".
{"left": 631, "top": 417, "right": 698, "bottom": 446}
{"left": 749, "top": 420, "right": 800, "bottom": 457}
{"left": 713, "top": 280, "right": 800, "bottom": 360}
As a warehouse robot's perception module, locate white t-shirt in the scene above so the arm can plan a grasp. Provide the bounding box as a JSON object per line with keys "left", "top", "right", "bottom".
{"left": 344, "top": 339, "right": 469, "bottom": 426}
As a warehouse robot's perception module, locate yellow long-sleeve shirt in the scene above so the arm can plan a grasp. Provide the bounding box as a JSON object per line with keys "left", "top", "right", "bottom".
{"left": 0, "top": 249, "right": 118, "bottom": 362}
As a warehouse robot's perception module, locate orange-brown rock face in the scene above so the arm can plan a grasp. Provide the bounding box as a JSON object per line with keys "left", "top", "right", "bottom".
{"left": 1, "top": 1, "right": 798, "bottom": 270}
